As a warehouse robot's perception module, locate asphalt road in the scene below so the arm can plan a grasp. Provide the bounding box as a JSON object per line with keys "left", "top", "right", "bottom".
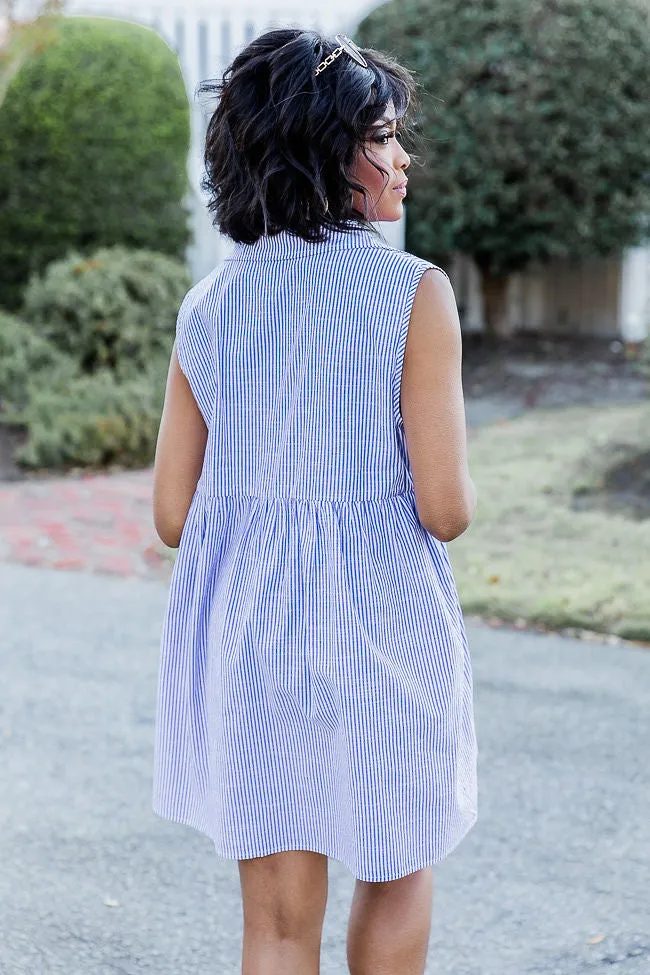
{"left": 0, "top": 563, "right": 648, "bottom": 975}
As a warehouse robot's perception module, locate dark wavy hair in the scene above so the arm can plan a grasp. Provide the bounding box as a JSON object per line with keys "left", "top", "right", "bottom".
{"left": 197, "top": 28, "right": 418, "bottom": 243}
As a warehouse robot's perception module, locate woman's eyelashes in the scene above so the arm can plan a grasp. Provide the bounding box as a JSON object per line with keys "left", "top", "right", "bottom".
{"left": 373, "top": 129, "right": 399, "bottom": 146}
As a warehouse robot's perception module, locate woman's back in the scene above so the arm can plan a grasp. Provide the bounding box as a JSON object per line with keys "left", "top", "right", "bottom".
{"left": 177, "top": 223, "right": 439, "bottom": 502}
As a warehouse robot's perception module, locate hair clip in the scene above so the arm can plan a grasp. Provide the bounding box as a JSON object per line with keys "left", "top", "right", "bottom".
{"left": 314, "top": 34, "right": 369, "bottom": 76}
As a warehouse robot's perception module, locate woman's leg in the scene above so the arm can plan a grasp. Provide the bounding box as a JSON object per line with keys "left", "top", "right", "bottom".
{"left": 238, "top": 850, "right": 329, "bottom": 975}
{"left": 346, "top": 867, "right": 434, "bottom": 975}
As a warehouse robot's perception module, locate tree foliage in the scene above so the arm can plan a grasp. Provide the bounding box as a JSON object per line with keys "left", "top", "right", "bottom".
{"left": 357, "top": 0, "right": 650, "bottom": 289}
{"left": 0, "top": 15, "right": 191, "bottom": 308}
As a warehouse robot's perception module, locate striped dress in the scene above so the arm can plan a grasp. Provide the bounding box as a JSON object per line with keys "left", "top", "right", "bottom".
{"left": 152, "top": 221, "right": 478, "bottom": 883}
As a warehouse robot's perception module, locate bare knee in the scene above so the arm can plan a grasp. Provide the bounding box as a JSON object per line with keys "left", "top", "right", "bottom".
{"left": 238, "top": 850, "right": 328, "bottom": 941}
{"left": 352, "top": 866, "right": 432, "bottom": 908}
{"left": 347, "top": 868, "right": 433, "bottom": 975}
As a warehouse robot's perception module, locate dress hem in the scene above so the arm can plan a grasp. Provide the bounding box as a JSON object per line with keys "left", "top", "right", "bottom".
{"left": 151, "top": 803, "right": 478, "bottom": 884}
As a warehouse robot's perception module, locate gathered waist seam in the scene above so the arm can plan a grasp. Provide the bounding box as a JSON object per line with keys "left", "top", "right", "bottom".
{"left": 194, "top": 489, "right": 413, "bottom": 504}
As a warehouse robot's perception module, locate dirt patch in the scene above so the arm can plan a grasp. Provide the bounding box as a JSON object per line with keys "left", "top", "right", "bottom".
{"left": 464, "top": 333, "right": 650, "bottom": 521}
{"left": 572, "top": 448, "right": 650, "bottom": 521}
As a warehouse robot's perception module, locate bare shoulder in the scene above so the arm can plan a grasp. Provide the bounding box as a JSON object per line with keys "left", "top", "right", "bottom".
{"left": 410, "top": 265, "right": 459, "bottom": 329}
{"left": 405, "top": 266, "right": 462, "bottom": 366}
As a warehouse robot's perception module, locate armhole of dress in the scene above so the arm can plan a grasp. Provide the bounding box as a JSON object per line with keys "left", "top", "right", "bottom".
{"left": 174, "top": 295, "right": 214, "bottom": 426}
{"left": 174, "top": 262, "right": 224, "bottom": 398}
{"left": 174, "top": 291, "right": 194, "bottom": 384}
{"left": 391, "top": 261, "right": 451, "bottom": 428}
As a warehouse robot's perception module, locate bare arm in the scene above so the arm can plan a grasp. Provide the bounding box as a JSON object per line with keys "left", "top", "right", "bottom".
{"left": 153, "top": 343, "right": 208, "bottom": 549}
{"left": 400, "top": 268, "right": 477, "bottom": 542}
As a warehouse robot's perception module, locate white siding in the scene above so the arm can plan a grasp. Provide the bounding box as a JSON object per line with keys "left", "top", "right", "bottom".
{"left": 449, "top": 250, "right": 649, "bottom": 340}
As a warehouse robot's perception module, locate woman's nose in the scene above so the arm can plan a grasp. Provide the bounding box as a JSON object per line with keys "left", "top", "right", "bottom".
{"left": 397, "top": 143, "right": 410, "bottom": 170}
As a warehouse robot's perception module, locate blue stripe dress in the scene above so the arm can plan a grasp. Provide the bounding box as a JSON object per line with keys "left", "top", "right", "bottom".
{"left": 152, "top": 221, "right": 478, "bottom": 883}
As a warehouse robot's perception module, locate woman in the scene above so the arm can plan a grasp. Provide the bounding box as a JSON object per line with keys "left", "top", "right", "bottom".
{"left": 152, "top": 28, "right": 478, "bottom": 975}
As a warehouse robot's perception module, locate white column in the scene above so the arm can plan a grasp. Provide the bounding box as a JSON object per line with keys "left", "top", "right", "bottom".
{"left": 618, "top": 245, "right": 650, "bottom": 343}
{"left": 374, "top": 212, "right": 405, "bottom": 250}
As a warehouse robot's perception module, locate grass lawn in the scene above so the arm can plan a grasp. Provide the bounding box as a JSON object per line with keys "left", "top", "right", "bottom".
{"left": 448, "top": 401, "right": 650, "bottom": 642}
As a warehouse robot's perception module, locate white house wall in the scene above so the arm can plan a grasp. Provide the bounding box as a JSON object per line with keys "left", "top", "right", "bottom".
{"left": 450, "top": 248, "right": 648, "bottom": 340}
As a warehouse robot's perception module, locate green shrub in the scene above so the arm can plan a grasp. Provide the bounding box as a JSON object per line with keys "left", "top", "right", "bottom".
{"left": 0, "top": 309, "right": 74, "bottom": 414}
{"left": 22, "top": 246, "right": 191, "bottom": 379}
{"left": 0, "top": 15, "right": 190, "bottom": 309}
{"left": 16, "top": 367, "right": 166, "bottom": 469}
{"left": 0, "top": 244, "right": 190, "bottom": 471}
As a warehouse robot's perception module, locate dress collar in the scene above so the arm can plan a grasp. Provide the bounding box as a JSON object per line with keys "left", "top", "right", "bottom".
{"left": 228, "top": 221, "right": 392, "bottom": 261}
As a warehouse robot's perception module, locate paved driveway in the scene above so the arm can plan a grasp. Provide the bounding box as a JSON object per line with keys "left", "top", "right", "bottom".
{"left": 0, "top": 564, "right": 648, "bottom": 974}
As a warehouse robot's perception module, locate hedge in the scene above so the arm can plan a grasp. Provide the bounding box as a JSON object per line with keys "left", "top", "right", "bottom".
{"left": 0, "top": 15, "right": 191, "bottom": 309}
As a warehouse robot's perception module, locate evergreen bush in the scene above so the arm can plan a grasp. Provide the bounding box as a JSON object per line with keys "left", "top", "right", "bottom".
{"left": 0, "top": 15, "right": 191, "bottom": 309}
{"left": 0, "top": 309, "right": 73, "bottom": 414}
{"left": 0, "top": 245, "right": 190, "bottom": 470}
{"left": 22, "top": 246, "right": 191, "bottom": 379}
{"left": 15, "top": 368, "right": 165, "bottom": 470}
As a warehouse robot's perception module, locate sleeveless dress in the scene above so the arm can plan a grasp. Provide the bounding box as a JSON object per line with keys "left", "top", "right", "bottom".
{"left": 152, "top": 222, "right": 478, "bottom": 883}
